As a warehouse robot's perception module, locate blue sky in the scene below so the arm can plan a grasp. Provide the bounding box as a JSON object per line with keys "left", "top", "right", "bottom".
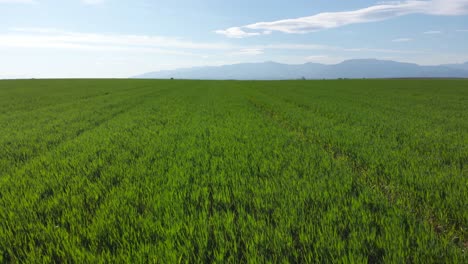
{"left": 1, "top": 0, "right": 468, "bottom": 78}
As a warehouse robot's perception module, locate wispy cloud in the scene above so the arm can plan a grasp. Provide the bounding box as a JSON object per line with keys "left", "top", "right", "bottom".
{"left": 456, "top": 29, "right": 468, "bottom": 32}
{"left": 0, "top": 26, "right": 429, "bottom": 69}
{"left": 216, "top": 0, "right": 468, "bottom": 38}
{"left": 261, "top": 44, "right": 422, "bottom": 54}
{"left": 423, "top": 30, "right": 442, "bottom": 34}
{"left": 392, "top": 38, "right": 413, "bottom": 42}
{"left": 2, "top": 28, "right": 235, "bottom": 54}
{"left": 3, "top": 28, "right": 424, "bottom": 55}
{"left": 230, "top": 48, "right": 264, "bottom": 56}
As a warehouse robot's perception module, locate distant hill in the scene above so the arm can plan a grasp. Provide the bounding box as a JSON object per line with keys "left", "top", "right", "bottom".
{"left": 442, "top": 62, "right": 468, "bottom": 72}
{"left": 133, "top": 59, "right": 468, "bottom": 80}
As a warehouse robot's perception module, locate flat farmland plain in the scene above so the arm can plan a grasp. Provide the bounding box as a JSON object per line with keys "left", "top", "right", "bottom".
{"left": 0, "top": 79, "right": 466, "bottom": 262}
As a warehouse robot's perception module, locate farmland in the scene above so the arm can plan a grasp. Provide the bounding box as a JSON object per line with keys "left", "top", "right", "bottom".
{"left": 0, "top": 79, "right": 466, "bottom": 262}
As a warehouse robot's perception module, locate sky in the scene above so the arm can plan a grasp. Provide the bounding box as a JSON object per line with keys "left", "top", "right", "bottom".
{"left": 1, "top": 0, "right": 468, "bottom": 78}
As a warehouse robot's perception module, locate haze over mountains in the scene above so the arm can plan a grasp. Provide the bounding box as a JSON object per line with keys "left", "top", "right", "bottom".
{"left": 134, "top": 59, "right": 468, "bottom": 80}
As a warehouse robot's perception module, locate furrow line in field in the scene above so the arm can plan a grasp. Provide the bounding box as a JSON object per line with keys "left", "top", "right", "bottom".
{"left": 0, "top": 86, "right": 170, "bottom": 180}
{"left": 248, "top": 87, "right": 467, "bottom": 243}
{"left": 0, "top": 86, "right": 184, "bottom": 254}
{"left": 279, "top": 89, "right": 467, "bottom": 133}
{"left": 0, "top": 102, "right": 174, "bottom": 262}
{"left": 0, "top": 81, "right": 159, "bottom": 113}
{"left": 0, "top": 84, "right": 159, "bottom": 125}
{"left": 246, "top": 95, "right": 467, "bottom": 250}
{"left": 289, "top": 83, "right": 466, "bottom": 124}
{"left": 261, "top": 89, "right": 466, "bottom": 165}
{"left": 246, "top": 96, "right": 371, "bottom": 176}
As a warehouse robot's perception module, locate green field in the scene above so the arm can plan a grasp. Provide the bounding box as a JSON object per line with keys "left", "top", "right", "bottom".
{"left": 0, "top": 79, "right": 467, "bottom": 262}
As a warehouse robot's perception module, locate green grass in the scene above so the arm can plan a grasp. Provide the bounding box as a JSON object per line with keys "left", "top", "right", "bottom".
{"left": 0, "top": 79, "right": 466, "bottom": 263}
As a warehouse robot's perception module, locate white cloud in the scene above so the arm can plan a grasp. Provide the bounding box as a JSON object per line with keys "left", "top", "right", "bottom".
{"left": 216, "top": 0, "right": 468, "bottom": 38}
{"left": 423, "top": 30, "right": 442, "bottom": 34}
{"left": 214, "top": 27, "right": 263, "bottom": 38}
{"left": 456, "top": 29, "right": 468, "bottom": 32}
{"left": 392, "top": 38, "right": 413, "bottom": 42}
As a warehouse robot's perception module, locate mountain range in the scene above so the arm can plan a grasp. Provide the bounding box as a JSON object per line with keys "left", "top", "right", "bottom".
{"left": 133, "top": 59, "right": 468, "bottom": 80}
